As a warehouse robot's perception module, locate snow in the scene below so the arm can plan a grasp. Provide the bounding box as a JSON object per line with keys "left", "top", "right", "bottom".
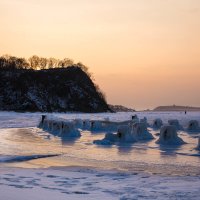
{"left": 0, "top": 111, "right": 200, "bottom": 199}
{"left": 0, "top": 167, "right": 200, "bottom": 200}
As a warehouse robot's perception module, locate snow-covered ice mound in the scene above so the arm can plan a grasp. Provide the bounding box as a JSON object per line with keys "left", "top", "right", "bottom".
{"left": 42, "top": 119, "right": 54, "bottom": 131}
{"left": 59, "top": 121, "right": 81, "bottom": 137}
{"left": 73, "top": 119, "right": 83, "bottom": 129}
{"left": 156, "top": 125, "right": 185, "bottom": 145}
{"left": 131, "top": 114, "right": 138, "bottom": 120}
{"left": 51, "top": 121, "right": 63, "bottom": 135}
{"left": 187, "top": 120, "right": 200, "bottom": 132}
{"left": 90, "top": 120, "right": 126, "bottom": 132}
{"left": 132, "top": 122, "right": 154, "bottom": 140}
{"left": 168, "top": 119, "right": 183, "bottom": 130}
{"left": 140, "top": 117, "right": 149, "bottom": 127}
{"left": 38, "top": 116, "right": 81, "bottom": 137}
{"left": 94, "top": 125, "right": 137, "bottom": 145}
{"left": 91, "top": 120, "right": 106, "bottom": 132}
{"left": 152, "top": 118, "right": 163, "bottom": 129}
{"left": 82, "top": 119, "right": 91, "bottom": 130}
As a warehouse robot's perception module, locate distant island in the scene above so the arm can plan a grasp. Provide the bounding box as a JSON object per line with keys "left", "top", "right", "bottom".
{"left": 0, "top": 55, "right": 111, "bottom": 113}
{"left": 154, "top": 105, "right": 200, "bottom": 112}
{"left": 109, "top": 104, "right": 135, "bottom": 112}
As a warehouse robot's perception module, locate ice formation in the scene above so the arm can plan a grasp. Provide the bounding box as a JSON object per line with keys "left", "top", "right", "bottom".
{"left": 38, "top": 116, "right": 81, "bottom": 137}
{"left": 140, "top": 117, "right": 149, "bottom": 127}
{"left": 82, "top": 119, "right": 91, "bottom": 130}
{"left": 168, "top": 119, "right": 182, "bottom": 130}
{"left": 90, "top": 120, "right": 105, "bottom": 131}
{"left": 59, "top": 121, "right": 81, "bottom": 137}
{"left": 132, "top": 122, "right": 154, "bottom": 140}
{"left": 73, "top": 119, "right": 83, "bottom": 129}
{"left": 131, "top": 114, "right": 138, "bottom": 120}
{"left": 90, "top": 120, "right": 120, "bottom": 132}
{"left": 51, "top": 121, "right": 63, "bottom": 135}
{"left": 93, "top": 125, "right": 137, "bottom": 145}
{"left": 152, "top": 118, "right": 163, "bottom": 129}
{"left": 156, "top": 125, "right": 185, "bottom": 145}
{"left": 187, "top": 120, "right": 200, "bottom": 132}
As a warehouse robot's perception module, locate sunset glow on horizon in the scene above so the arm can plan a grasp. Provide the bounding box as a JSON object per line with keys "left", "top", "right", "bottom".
{"left": 0, "top": 0, "right": 200, "bottom": 110}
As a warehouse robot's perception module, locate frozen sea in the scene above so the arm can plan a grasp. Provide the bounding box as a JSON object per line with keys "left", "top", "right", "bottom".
{"left": 0, "top": 111, "right": 200, "bottom": 199}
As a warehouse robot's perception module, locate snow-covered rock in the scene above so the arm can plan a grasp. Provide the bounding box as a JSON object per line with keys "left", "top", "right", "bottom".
{"left": 38, "top": 117, "right": 81, "bottom": 137}
{"left": 140, "top": 117, "right": 149, "bottom": 127}
{"left": 152, "top": 118, "right": 163, "bottom": 129}
{"left": 187, "top": 120, "right": 200, "bottom": 132}
{"left": 73, "top": 119, "right": 83, "bottom": 129}
{"left": 132, "top": 122, "right": 154, "bottom": 140}
{"left": 156, "top": 125, "right": 185, "bottom": 145}
{"left": 82, "top": 119, "right": 91, "bottom": 130}
{"left": 51, "top": 121, "right": 63, "bottom": 135}
{"left": 131, "top": 114, "right": 138, "bottom": 120}
{"left": 168, "top": 119, "right": 183, "bottom": 130}
{"left": 59, "top": 121, "right": 81, "bottom": 137}
{"left": 93, "top": 125, "right": 137, "bottom": 145}
{"left": 90, "top": 120, "right": 105, "bottom": 132}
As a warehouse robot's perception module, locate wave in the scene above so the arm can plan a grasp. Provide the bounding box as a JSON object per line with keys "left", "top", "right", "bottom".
{"left": 0, "top": 154, "right": 60, "bottom": 163}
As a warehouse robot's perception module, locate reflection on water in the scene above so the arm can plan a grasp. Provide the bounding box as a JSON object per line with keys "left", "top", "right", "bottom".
{"left": 0, "top": 127, "right": 200, "bottom": 176}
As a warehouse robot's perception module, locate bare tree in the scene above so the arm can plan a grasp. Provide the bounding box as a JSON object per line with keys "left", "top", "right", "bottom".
{"left": 28, "top": 55, "right": 40, "bottom": 70}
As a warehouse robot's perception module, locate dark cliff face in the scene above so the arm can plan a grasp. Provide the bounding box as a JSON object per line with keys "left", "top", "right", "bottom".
{"left": 0, "top": 66, "right": 110, "bottom": 112}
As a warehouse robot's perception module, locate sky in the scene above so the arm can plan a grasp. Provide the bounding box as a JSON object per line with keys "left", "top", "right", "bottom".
{"left": 0, "top": 0, "right": 200, "bottom": 110}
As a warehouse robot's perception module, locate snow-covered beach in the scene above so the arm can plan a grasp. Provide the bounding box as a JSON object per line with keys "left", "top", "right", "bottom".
{"left": 0, "top": 111, "right": 200, "bottom": 199}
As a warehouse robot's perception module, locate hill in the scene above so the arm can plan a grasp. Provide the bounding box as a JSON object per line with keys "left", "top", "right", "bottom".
{"left": 109, "top": 104, "right": 135, "bottom": 112}
{"left": 154, "top": 105, "right": 200, "bottom": 112}
{"left": 0, "top": 66, "right": 110, "bottom": 112}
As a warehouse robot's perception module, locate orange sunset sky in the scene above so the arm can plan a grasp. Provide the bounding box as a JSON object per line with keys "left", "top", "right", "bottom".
{"left": 0, "top": 0, "right": 200, "bottom": 110}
